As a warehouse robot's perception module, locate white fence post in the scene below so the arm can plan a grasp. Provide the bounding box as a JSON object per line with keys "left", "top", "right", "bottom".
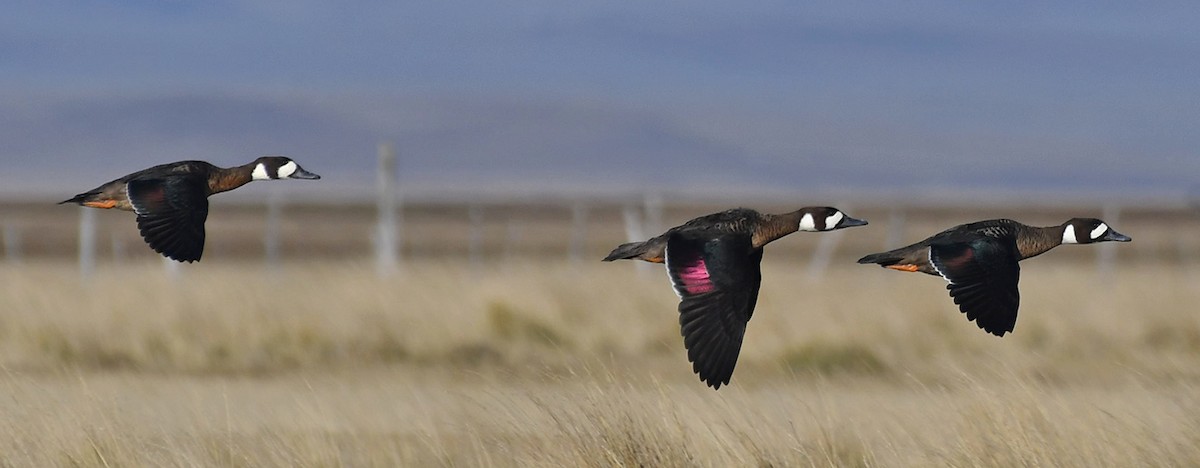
{"left": 78, "top": 209, "right": 96, "bottom": 279}
{"left": 622, "top": 205, "right": 651, "bottom": 274}
{"left": 622, "top": 205, "right": 645, "bottom": 241}
{"left": 2, "top": 224, "right": 20, "bottom": 263}
{"left": 1097, "top": 204, "right": 1120, "bottom": 276}
{"left": 503, "top": 219, "right": 523, "bottom": 263}
{"left": 163, "top": 254, "right": 181, "bottom": 279}
{"left": 264, "top": 188, "right": 283, "bottom": 269}
{"left": 110, "top": 232, "right": 125, "bottom": 264}
{"left": 806, "top": 204, "right": 850, "bottom": 279}
{"left": 468, "top": 204, "right": 484, "bottom": 270}
{"left": 885, "top": 209, "right": 907, "bottom": 249}
{"left": 807, "top": 232, "right": 844, "bottom": 280}
{"left": 643, "top": 193, "right": 663, "bottom": 236}
{"left": 374, "top": 142, "right": 399, "bottom": 277}
{"left": 568, "top": 202, "right": 588, "bottom": 264}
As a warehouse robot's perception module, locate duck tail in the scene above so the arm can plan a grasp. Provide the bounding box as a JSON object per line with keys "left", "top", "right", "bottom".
{"left": 58, "top": 190, "right": 111, "bottom": 207}
{"left": 856, "top": 249, "right": 903, "bottom": 266}
{"left": 603, "top": 241, "right": 648, "bottom": 262}
{"left": 58, "top": 192, "right": 94, "bottom": 205}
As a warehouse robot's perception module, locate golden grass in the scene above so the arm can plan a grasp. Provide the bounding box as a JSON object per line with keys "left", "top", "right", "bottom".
{"left": 0, "top": 259, "right": 1198, "bottom": 466}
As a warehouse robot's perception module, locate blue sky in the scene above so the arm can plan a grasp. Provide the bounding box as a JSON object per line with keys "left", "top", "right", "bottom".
{"left": 3, "top": 1, "right": 1198, "bottom": 200}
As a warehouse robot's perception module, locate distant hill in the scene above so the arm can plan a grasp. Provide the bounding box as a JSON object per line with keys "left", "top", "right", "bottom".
{"left": 0, "top": 92, "right": 1194, "bottom": 203}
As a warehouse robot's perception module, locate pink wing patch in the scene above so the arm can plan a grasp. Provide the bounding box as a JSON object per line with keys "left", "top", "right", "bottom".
{"left": 676, "top": 258, "right": 715, "bottom": 295}
{"left": 941, "top": 247, "right": 975, "bottom": 271}
{"left": 127, "top": 181, "right": 168, "bottom": 215}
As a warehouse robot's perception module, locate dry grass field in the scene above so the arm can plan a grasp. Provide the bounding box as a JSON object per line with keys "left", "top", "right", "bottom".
{"left": 0, "top": 201, "right": 1198, "bottom": 466}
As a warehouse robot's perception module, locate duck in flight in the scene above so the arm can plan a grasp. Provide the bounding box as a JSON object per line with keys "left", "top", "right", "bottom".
{"left": 604, "top": 206, "right": 868, "bottom": 389}
{"left": 857, "top": 218, "right": 1130, "bottom": 336}
{"left": 60, "top": 156, "right": 320, "bottom": 262}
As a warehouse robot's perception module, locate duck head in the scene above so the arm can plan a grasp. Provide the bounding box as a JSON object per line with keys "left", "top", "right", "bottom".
{"left": 1061, "top": 218, "right": 1131, "bottom": 244}
{"left": 796, "top": 206, "right": 869, "bottom": 232}
{"left": 250, "top": 156, "right": 321, "bottom": 181}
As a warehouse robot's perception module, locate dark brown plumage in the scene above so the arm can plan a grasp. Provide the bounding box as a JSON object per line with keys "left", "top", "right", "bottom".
{"left": 604, "top": 206, "right": 868, "bottom": 389}
{"left": 857, "top": 218, "right": 1131, "bottom": 336}
{"left": 60, "top": 156, "right": 320, "bottom": 262}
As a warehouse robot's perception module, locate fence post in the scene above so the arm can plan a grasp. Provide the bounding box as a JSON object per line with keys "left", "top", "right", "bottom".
{"left": 163, "top": 254, "right": 181, "bottom": 279}
{"left": 885, "top": 209, "right": 907, "bottom": 249}
{"left": 621, "top": 205, "right": 651, "bottom": 274}
{"left": 568, "top": 202, "right": 589, "bottom": 264}
{"left": 1097, "top": 204, "right": 1120, "bottom": 277}
{"left": 468, "top": 204, "right": 484, "bottom": 270}
{"left": 110, "top": 231, "right": 128, "bottom": 264}
{"left": 2, "top": 224, "right": 20, "bottom": 264}
{"left": 503, "top": 219, "right": 524, "bottom": 263}
{"left": 643, "top": 193, "right": 663, "bottom": 236}
{"left": 374, "top": 142, "right": 399, "bottom": 276}
{"left": 807, "top": 204, "right": 850, "bottom": 279}
{"left": 264, "top": 188, "right": 283, "bottom": 269}
{"left": 807, "top": 232, "right": 845, "bottom": 280}
{"left": 79, "top": 208, "right": 96, "bottom": 279}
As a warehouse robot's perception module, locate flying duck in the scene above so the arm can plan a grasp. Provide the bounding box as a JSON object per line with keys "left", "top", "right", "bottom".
{"left": 604, "top": 206, "right": 869, "bottom": 389}
{"left": 857, "top": 218, "right": 1130, "bottom": 336}
{"left": 60, "top": 156, "right": 320, "bottom": 262}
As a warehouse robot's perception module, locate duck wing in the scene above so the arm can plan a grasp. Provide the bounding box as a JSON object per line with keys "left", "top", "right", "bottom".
{"left": 665, "top": 230, "right": 763, "bottom": 389}
{"left": 126, "top": 176, "right": 209, "bottom": 262}
{"left": 929, "top": 237, "right": 1021, "bottom": 336}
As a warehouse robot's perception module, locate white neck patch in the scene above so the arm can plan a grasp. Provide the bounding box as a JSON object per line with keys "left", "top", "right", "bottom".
{"left": 1062, "top": 225, "right": 1079, "bottom": 244}
{"left": 1089, "top": 223, "right": 1108, "bottom": 240}
{"left": 251, "top": 163, "right": 271, "bottom": 180}
{"left": 824, "top": 211, "right": 844, "bottom": 231}
{"left": 276, "top": 161, "right": 298, "bottom": 179}
{"left": 798, "top": 213, "right": 817, "bottom": 231}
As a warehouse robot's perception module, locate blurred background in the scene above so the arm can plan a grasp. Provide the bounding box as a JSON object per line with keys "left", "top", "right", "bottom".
{"left": 3, "top": 1, "right": 1199, "bottom": 200}
{"left": 1, "top": 2, "right": 1199, "bottom": 466}
{"left": 2, "top": 0, "right": 1199, "bottom": 264}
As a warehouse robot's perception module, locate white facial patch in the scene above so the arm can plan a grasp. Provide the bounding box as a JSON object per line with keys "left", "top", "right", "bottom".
{"left": 1089, "top": 223, "right": 1108, "bottom": 240}
{"left": 251, "top": 163, "right": 271, "bottom": 180}
{"left": 824, "top": 211, "right": 844, "bottom": 231}
{"left": 276, "top": 161, "right": 298, "bottom": 179}
{"left": 1062, "top": 225, "right": 1079, "bottom": 244}
{"left": 798, "top": 213, "right": 817, "bottom": 231}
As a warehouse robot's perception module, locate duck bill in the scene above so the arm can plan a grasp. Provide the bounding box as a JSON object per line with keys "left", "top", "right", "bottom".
{"left": 289, "top": 167, "right": 321, "bottom": 180}
{"left": 1102, "top": 229, "right": 1131, "bottom": 242}
{"left": 840, "top": 216, "right": 868, "bottom": 228}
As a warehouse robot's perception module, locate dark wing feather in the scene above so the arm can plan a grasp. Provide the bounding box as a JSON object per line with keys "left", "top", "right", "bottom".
{"left": 666, "top": 230, "right": 762, "bottom": 389}
{"left": 127, "top": 177, "right": 209, "bottom": 262}
{"left": 929, "top": 238, "right": 1021, "bottom": 336}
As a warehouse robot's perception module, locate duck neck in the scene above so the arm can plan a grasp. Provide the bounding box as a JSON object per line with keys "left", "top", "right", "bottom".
{"left": 207, "top": 163, "right": 256, "bottom": 195}
{"left": 751, "top": 212, "right": 800, "bottom": 248}
{"left": 1015, "top": 223, "right": 1065, "bottom": 260}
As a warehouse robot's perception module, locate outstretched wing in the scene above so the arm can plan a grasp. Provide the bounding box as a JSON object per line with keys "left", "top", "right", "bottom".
{"left": 929, "top": 238, "right": 1021, "bottom": 336}
{"left": 665, "top": 230, "right": 763, "bottom": 389}
{"left": 127, "top": 177, "right": 209, "bottom": 262}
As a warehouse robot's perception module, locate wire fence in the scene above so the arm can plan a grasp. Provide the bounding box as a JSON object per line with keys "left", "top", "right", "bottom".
{"left": 31, "top": 194, "right": 1162, "bottom": 282}
{"left": 1, "top": 144, "right": 1193, "bottom": 280}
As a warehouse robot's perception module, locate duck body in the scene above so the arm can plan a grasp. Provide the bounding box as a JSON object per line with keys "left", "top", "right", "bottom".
{"left": 857, "top": 219, "right": 1058, "bottom": 275}
{"left": 604, "top": 206, "right": 868, "bottom": 389}
{"left": 64, "top": 161, "right": 234, "bottom": 211}
{"left": 604, "top": 208, "right": 774, "bottom": 263}
{"left": 857, "top": 218, "right": 1131, "bottom": 336}
{"left": 60, "top": 156, "right": 320, "bottom": 262}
